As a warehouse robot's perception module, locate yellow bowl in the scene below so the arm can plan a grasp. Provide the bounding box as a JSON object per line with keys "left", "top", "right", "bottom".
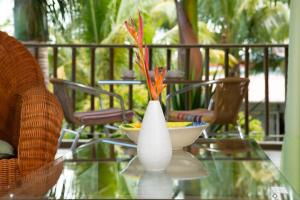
{"left": 120, "top": 122, "right": 208, "bottom": 150}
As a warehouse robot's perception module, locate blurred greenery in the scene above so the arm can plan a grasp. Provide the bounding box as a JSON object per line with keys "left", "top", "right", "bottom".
{"left": 198, "top": 0, "right": 289, "bottom": 44}
{"left": 211, "top": 112, "right": 264, "bottom": 141}
{"left": 0, "top": 19, "right": 10, "bottom": 30}
{"left": 238, "top": 112, "right": 265, "bottom": 141}
{"left": 36, "top": 0, "right": 289, "bottom": 138}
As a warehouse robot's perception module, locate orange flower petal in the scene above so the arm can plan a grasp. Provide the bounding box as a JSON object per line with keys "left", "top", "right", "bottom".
{"left": 138, "top": 11, "right": 144, "bottom": 47}
{"left": 125, "top": 13, "right": 166, "bottom": 100}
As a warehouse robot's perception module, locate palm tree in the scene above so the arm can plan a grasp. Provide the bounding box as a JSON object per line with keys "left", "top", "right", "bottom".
{"left": 13, "top": 0, "right": 74, "bottom": 86}
{"left": 14, "top": 0, "right": 49, "bottom": 85}
{"left": 198, "top": 0, "right": 289, "bottom": 44}
{"left": 175, "top": 0, "right": 203, "bottom": 80}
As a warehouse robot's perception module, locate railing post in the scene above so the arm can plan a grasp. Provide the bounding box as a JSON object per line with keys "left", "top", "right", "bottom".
{"left": 53, "top": 47, "right": 58, "bottom": 78}
{"left": 264, "top": 47, "right": 269, "bottom": 136}
{"left": 129, "top": 47, "right": 133, "bottom": 110}
{"left": 34, "top": 47, "right": 39, "bottom": 60}
{"left": 90, "top": 47, "right": 96, "bottom": 110}
{"left": 185, "top": 48, "right": 190, "bottom": 110}
{"left": 71, "top": 47, "right": 77, "bottom": 112}
{"left": 90, "top": 47, "right": 96, "bottom": 136}
{"left": 245, "top": 47, "right": 250, "bottom": 136}
{"left": 149, "top": 47, "right": 153, "bottom": 70}
{"left": 284, "top": 46, "right": 289, "bottom": 99}
{"left": 224, "top": 48, "right": 229, "bottom": 131}
{"left": 224, "top": 48, "right": 229, "bottom": 77}
{"left": 205, "top": 48, "right": 210, "bottom": 107}
{"left": 109, "top": 48, "right": 114, "bottom": 108}
{"left": 166, "top": 49, "right": 172, "bottom": 95}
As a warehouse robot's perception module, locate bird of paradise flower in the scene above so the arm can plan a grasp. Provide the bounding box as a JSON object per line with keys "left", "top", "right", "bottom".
{"left": 125, "top": 12, "right": 166, "bottom": 100}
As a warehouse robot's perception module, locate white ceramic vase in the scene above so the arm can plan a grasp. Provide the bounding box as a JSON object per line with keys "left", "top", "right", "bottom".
{"left": 137, "top": 100, "right": 172, "bottom": 171}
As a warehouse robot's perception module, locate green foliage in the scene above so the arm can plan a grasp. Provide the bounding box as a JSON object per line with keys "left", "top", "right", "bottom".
{"left": 222, "top": 112, "right": 265, "bottom": 141}
{"left": 150, "top": 1, "right": 177, "bottom": 29}
{"left": 76, "top": 0, "right": 117, "bottom": 43}
{"left": 198, "top": 0, "right": 289, "bottom": 43}
{"left": 213, "top": 112, "right": 264, "bottom": 141}
{"left": 250, "top": 50, "right": 287, "bottom": 73}
{"left": 237, "top": 112, "right": 265, "bottom": 141}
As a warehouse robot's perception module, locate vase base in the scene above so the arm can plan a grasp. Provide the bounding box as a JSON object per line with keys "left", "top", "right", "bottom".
{"left": 143, "top": 167, "right": 167, "bottom": 172}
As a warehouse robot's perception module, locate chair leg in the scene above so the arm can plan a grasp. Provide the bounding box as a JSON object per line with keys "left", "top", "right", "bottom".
{"left": 236, "top": 124, "right": 244, "bottom": 139}
{"left": 70, "top": 125, "right": 86, "bottom": 152}
{"left": 57, "top": 128, "right": 66, "bottom": 148}
{"left": 58, "top": 127, "right": 82, "bottom": 147}
{"left": 104, "top": 124, "right": 119, "bottom": 131}
{"left": 203, "top": 129, "right": 209, "bottom": 139}
{"left": 103, "top": 124, "right": 119, "bottom": 137}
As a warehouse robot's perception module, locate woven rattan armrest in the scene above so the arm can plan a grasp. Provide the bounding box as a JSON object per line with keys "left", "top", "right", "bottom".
{"left": 17, "top": 86, "right": 63, "bottom": 176}
{"left": 0, "top": 158, "right": 20, "bottom": 195}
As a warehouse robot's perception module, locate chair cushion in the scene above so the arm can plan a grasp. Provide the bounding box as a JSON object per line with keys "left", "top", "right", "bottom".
{"left": 169, "top": 108, "right": 214, "bottom": 122}
{"left": 0, "top": 140, "right": 13, "bottom": 155}
{"left": 74, "top": 108, "right": 134, "bottom": 125}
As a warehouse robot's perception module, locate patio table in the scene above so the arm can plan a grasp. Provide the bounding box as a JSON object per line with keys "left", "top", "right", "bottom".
{"left": 98, "top": 79, "right": 204, "bottom": 85}
{"left": 98, "top": 80, "right": 144, "bottom": 85}
{"left": 2, "top": 138, "right": 298, "bottom": 199}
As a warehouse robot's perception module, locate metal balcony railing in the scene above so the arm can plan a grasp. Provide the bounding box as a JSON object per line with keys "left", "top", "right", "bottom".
{"left": 24, "top": 43, "right": 289, "bottom": 139}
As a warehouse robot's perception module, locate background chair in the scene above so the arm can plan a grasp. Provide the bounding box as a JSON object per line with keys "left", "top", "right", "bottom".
{"left": 50, "top": 78, "right": 134, "bottom": 151}
{"left": 166, "top": 77, "right": 249, "bottom": 138}
{"left": 0, "top": 31, "right": 63, "bottom": 188}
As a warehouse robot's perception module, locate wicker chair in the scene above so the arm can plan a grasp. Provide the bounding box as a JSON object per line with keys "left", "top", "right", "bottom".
{"left": 166, "top": 77, "right": 249, "bottom": 138}
{"left": 1, "top": 158, "right": 63, "bottom": 198}
{"left": 0, "top": 32, "right": 63, "bottom": 189}
{"left": 50, "top": 78, "right": 135, "bottom": 151}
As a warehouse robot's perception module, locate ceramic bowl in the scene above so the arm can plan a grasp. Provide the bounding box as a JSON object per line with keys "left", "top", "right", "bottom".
{"left": 120, "top": 122, "right": 208, "bottom": 150}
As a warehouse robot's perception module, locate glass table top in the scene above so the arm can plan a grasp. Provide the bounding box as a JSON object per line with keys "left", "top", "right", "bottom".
{"left": 2, "top": 138, "right": 299, "bottom": 199}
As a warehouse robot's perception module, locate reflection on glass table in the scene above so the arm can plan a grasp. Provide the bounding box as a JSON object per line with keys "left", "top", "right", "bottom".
{"left": 122, "top": 151, "right": 208, "bottom": 180}
{"left": 122, "top": 151, "right": 208, "bottom": 199}
{"left": 2, "top": 138, "right": 299, "bottom": 199}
